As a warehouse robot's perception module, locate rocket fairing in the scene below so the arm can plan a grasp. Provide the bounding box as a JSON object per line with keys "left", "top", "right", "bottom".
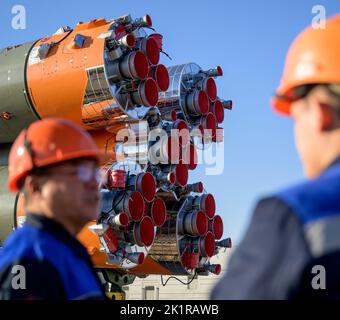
{"left": 0, "top": 13, "right": 232, "bottom": 280}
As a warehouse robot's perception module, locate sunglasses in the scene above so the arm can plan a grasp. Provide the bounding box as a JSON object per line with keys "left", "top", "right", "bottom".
{"left": 39, "top": 164, "right": 103, "bottom": 185}
{"left": 276, "top": 84, "right": 318, "bottom": 103}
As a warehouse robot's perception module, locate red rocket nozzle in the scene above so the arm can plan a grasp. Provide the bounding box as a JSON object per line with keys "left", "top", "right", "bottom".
{"left": 138, "top": 252, "right": 145, "bottom": 264}
{"left": 126, "top": 252, "right": 145, "bottom": 264}
{"left": 211, "top": 100, "right": 224, "bottom": 124}
{"left": 103, "top": 228, "right": 118, "bottom": 254}
{"left": 138, "top": 37, "right": 160, "bottom": 66}
{"left": 148, "top": 33, "right": 163, "bottom": 50}
{"left": 184, "top": 143, "right": 198, "bottom": 170}
{"left": 171, "top": 160, "right": 188, "bottom": 187}
{"left": 204, "top": 193, "right": 216, "bottom": 219}
{"left": 168, "top": 171, "right": 175, "bottom": 184}
{"left": 114, "top": 191, "right": 144, "bottom": 222}
{"left": 208, "top": 264, "right": 221, "bottom": 275}
{"left": 191, "top": 181, "right": 204, "bottom": 193}
{"left": 149, "top": 64, "right": 169, "bottom": 92}
{"left": 132, "top": 77, "right": 158, "bottom": 106}
{"left": 191, "top": 231, "right": 215, "bottom": 257}
{"left": 166, "top": 136, "right": 179, "bottom": 163}
{"left": 127, "top": 172, "right": 156, "bottom": 203}
{"left": 120, "top": 50, "right": 149, "bottom": 80}
{"left": 108, "top": 169, "right": 126, "bottom": 189}
{"left": 183, "top": 210, "right": 208, "bottom": 236}
{"left": 110, "top": 212, "right": 129, "bottom": 227}
{"left": 144, "top": 14, "right": 153, "bottom": 27}
{"left": 201, "top": 112, "right": 217, "bottom": 139}
{"left": 161, "top": 109, "right": 177, "bottom": 121}
{"left": 201, "top": 231, "right": 215, "bottom": 257}
{"left": 165, "top": 136, "right": 180, "bottom": 163}
{"left": 150, "top": 197, "right": 167, "bottom": 227}
{"left": 140, "top": 172, "right": 156, "bottom": 203}
{"left": 181, "top": 252, "right": 199, "bottom": 269}
{"left": 193, "top": 193, "right": 216, "bottom": 219}
{"left": 172, "top": 119, "right": 188, "bottom": 131}
{"left": 172, "top": 120, "right": 190, "bottom": 147}
{"left": 128, "top": 191, "right": 145, "bottom": 222}
{"left": 205, "top": 66, "right": 223, "bottom": 77}
{"left": 185, "top": 90, "right": 209, "bottom": 115}
{"left": 133, "top": 216, "right": 155, "bottom": 247}
{"left": 119, "top": 33, "right": 136, "bottom": 48}
{"left": 210, "top": 214, "right": 223, "bottom": 240}
{"left": 134, "top": 15, "right": 153, "bottom": 28}
{"left": 171, "top": 110, "right": 177, "bottom": 121}
{"left": 200, "top": 77, "right": 217, "bottom": 102}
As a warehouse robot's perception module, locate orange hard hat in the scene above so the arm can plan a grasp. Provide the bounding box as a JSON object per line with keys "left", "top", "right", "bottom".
{"left": 272, "top": 14, "right": 340, "bottom": 115}
{"left": 8, "top": 117, "right": 102, "bottom": 192}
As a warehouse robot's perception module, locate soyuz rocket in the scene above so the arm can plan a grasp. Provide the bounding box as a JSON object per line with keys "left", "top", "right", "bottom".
{"left": 0, "top": 14, "right": 232, "bottom": 291}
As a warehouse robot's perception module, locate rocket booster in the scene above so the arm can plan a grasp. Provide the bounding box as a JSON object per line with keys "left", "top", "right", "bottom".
{"left": 0, "top": 13, "right": 233, "bottom": 278}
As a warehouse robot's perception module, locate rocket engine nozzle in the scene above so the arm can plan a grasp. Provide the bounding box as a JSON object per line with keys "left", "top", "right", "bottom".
{"left": 118, "top": 33, "right": 136, "bottom": 48}
{"left": 149, "top": 64, "right": 170, "bottom": 92}
{"left": 205, "top": 264, "right": 221, "bottom": 275}
{"left": 204, "top": 65, "right": 223, "bottom": 77}
{"left": 109, "top": 212, "right": 130, "bottom": 228}
{"left": 210, "top": 100, "right": 224, "bottom": 124}
{"left": 131, "top": 78, "right": 159, "bottom": 107}
{"left": 126, "top": 252, "right": 145, "bottom": 264}
{"left": 108, "top": 50, "right": 149, "bottom": 81}
{"left": 200, "top": 112, "right": 217, "bottom": 140}
{"left": 126, "top": 172, "right": 156, "bottom": 203}
{"left": 209, "top": 214, "right": 223, "bottom": 240}
{"left": 129, "top": 216, "right": 155, "bottom": 247}
{"left": 149, "top": 197, "right": 167, "bottom": 227}
{"left": 185, "top": 90, "right": 209, "bottom": 115}
{"left": 182, "top": 210, "right": 208, "bottom": 237}
{"left": 192, "top": 231, "right": 215, "bottom": 257}
{"left": 185, "top": 181, "right": 204, "bottom": 193}
{"left": 216, "top": 237, "right": 232, "bottom": 249}
{"left": 183, "top": 143, "right": 198, "bottom": 170}
{"left": 170, "top": 160, "right": 189, "bottom": 187}
{"left": 148, "top": 33, "right": 163, "bottom": 50}
{"left": 222, "top": 99, "right": 233, "bottom": 110}
{"left": 136, "top": 37, "right": 160, "bottom": 66}
{"left": 198, "top": 77, "right": 217, "bottom": 102}
{"left": 192, "top": 193, "right": 216, "bottom": 219}
{"left": 134, "top": 14, "right": 153, "bottom": 28}
{"left": 108, "top": 169, "right": 126, "bottom": 190}
{"left": 113, "top": 191, "right": 145, "bottom": 222}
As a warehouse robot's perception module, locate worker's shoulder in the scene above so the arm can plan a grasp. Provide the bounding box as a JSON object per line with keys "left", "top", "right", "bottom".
{"left": 252, "top": 195, "right": 300, "bottom": 229}
{"left": 275, "top": 165, "right": 340, "bottom": 225}
{"left": 0, "top": 223, "right": 73, "bottom": 269}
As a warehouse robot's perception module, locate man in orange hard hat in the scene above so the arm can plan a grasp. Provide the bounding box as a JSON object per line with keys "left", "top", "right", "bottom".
{"left": 0, "top": 118, "right": 106, "bottom": 300}
{"left": 211, "top": 15, "right": 340, "bottom": 299}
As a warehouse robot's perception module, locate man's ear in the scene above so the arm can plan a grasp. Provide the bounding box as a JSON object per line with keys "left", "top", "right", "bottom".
{"left": 318, "top": 103, "right": 334, "bottom": 131}
{"left": 24, "top": 175, "right": 41, "bottom": 194}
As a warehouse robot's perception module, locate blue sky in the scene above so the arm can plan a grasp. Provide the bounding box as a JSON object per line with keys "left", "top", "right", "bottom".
{"left": 1, "top": 0, "right": 339, "bottom": 244}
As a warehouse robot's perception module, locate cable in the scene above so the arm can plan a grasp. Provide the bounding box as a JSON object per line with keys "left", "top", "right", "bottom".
{"left": 161, "top": 50, "right": 172, "bottom": 61}
{"left": 160, "top": 270, "right": 197, "bottom": 286}
{"left": 54, "top": 29, "right": 73, "bottom": 45}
